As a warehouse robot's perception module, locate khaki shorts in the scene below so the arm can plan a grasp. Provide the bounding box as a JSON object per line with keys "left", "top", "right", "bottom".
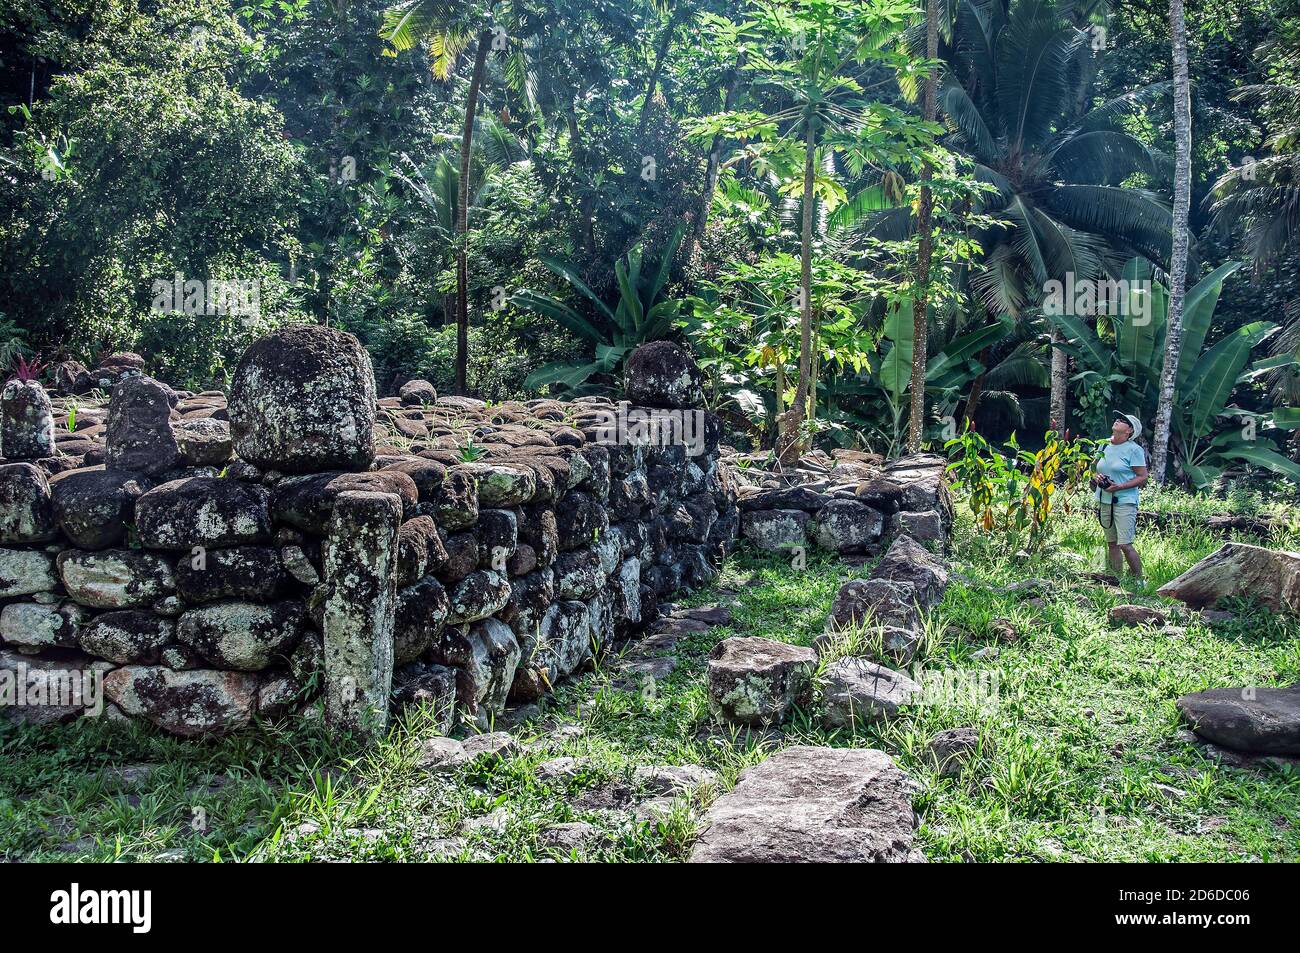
{"left": 1098, "top": 502, "right": 1138, "bottom": 545}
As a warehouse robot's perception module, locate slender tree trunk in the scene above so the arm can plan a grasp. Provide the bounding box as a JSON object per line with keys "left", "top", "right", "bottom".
{"left": 454, "top": 32, "right": 491, "bottom": 395}
{"left": 685, "top": 53, "right": 746, "bottom": 263}
{"left": 908, "top": 0, "right": 940, "bottom": 453}
{"left": 961, "top": 347, "right": 990, "bottom": 426}
{"left": 1152, "top": 0, "right": 1192, "bottom": 481}
{"left": 637, "top": 8, "right": 680, "bottom": 140}
{"left": 779, "top": 122, "right": 818, "bottom": 464}
{"left": 567, "top": 106, "right": 595, "bottom": 255}
{"left": 1049, "top": 325, "right": 1069, "bottom": 431}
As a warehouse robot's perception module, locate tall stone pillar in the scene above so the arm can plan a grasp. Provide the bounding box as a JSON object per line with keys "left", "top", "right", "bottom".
{"left": 323, "top": 489, "right": 400, "bottom": 735}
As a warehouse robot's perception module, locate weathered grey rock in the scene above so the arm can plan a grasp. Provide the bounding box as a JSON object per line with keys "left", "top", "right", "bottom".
{"left": 134, "top": 477, "right": 271, "bottom": 550}
{"left": 0, "top": 601, "right": 84, "bottom": 648}
{"left": 872, "top": 533, "right": 949, "bottom": 609}
{"left": 173, "top": 417, "right": 232, "bottom": 467}
{"left": 1, "top": 378, "right": 55, "bottom": 459}
{"left": 540, "top": 822, "right": 600, "bottom": 853}
{"left": 446, "top": 569, "right": 511, "bottom": 624}
{"left": 104, "top": 376, "right": 179, "bottom": 475}
{"left": 1109, "top": 604, "right": 1167, "bottom": 626}
{"left": 689, "top": 746, "right": 919, "bottom": 863}
{"left": 322, "top": 490, "right": 400, "bottom": 733}
{"left": 923, "top": 727, "right": 987, "bottom": 777}
{"left": 820, "top": 658, "right": 920, "bottom": 728}
{"left": 458, "top": 463, "right": 537, "bottom": 507}
{"left": 1157, "top": 542, "right": 1300, "bottom": 614}
{"left": 273, "top": 470, "right": 417, "bottom": 533}
{"left": 896, "top": 509, "right": 944, "bottom": 542}
{"left": 0, "top": 546, "right": 58, "bottom": 597}
{"left": 79, "top": 610, "right": 175, "bottom": 664}
{"left": 228, "top": 325, "right": 377, "bottom": 473}
{"left": 58, "top": 549, "right": 175, "bottom": 609}
{"left": 280, "top": 544, "right": 320, "bottom": 586}
{"left": 177, "top": 600, "right": 304, "bottom": 670}
{"left": 707, "top": 637, "right": 818, "bottom": 726}
{"left": 257, "top": 672, "right": 301, "bottom": 718}
{"left": 553, "top": 547, "right": 604, "bottom": 600}
{"left": 535, "top": 599, "right": 593, "bottom": 679}
{"left": 435, "top": 617, "right": 520, "bottom": 714}
{"left": 740, "top": 509, "right": 809, "bottom": 552}
{"left": 1176, "top": 685, "right": 1300, "bottom": 755}
{"left": 0, "top": 462, "right": 57, "bottom": 544}
{"left": 827, "top": 577, "right": 922, "bottom": 634}
{"left": 738, "top": 485, "right": 831, "bottom": 513}
{"left": 175, "top": 546, "right": 285, "bottom": 603}
{"left": 432, "top": 468, "right": 479, "bottom": 530}
{"left": 103, "top": 666, "right": 260, "bottom": 737}
{"left": 633, "top": 764, "right": 718, "bottom": 796}
{"left": 48, "top": 466, "right": 146, "bottom": 549}
{"left": 623, "top": 342, "right": 704, "bottom": 409}
{"left": 0, "top": 648, "right": 109, "bottom": 724}
{"left": 398, "top": 379, "right": 437, "bottom": 406}
{"left": 394, "top": 576, "right": 450, "bottom": 666}
{"left": 810, "top": 499, "right": 884, "bottom": 553}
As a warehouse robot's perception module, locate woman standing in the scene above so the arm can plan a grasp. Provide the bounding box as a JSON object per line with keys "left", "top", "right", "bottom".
{"left": 1092, "top": 413, "right": 1149, "bottom": 579}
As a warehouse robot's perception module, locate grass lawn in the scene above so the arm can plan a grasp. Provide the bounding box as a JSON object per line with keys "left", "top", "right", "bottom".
{"left": 3, "top": 487, "right": 1297, "bottom": 862}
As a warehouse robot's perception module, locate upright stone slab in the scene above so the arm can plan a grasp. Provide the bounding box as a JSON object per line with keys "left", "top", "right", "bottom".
{"left": 1, "top": 378, "right": 55, "bottom": 459}
{"left": 105, "top": 376, "right": 179, "bottom": 475}
{"left": 323, "top": 489, "right": 400, "bottom": 734}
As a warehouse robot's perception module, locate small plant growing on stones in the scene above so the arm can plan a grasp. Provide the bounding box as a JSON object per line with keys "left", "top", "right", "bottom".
{"left": 66, "top": 401, "right": 78, "bottom": 432}
{"left": 457, "top": 439, "right": 486, "bottom": 463}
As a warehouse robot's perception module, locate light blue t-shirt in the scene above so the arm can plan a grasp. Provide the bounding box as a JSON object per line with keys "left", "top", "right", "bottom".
{"left": 1096, "top": 439, "right": 1147, "bottom": 505}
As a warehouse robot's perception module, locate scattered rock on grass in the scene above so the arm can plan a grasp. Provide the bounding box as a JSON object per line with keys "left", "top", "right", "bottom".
{"left": 820, "top": 659, "right": 920, "bottom": 729}
{"left": 706, "top": 636, "right": 817, "bottom": 726}
{"left": 1109, "top": 604, "right": 1167, "bottom": 626}
{"left": 1176, "top": 685, "right": 1300, "bottom": 756}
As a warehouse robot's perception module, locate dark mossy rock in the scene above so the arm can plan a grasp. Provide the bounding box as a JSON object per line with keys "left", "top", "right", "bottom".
{"left": 623, "top": 341, "right": 704, "bottom": 409}
{"left": 175, "top": 545, "right": 287, "bottom": 603}
{"left": 79, "top": 610, "right": 176, "bottom": 664}
{"left": 135, "top": 477, "right": 271, "bottom": 550}
{"left": 272, "top": 470, "right": 417, "bottom": 533}
{"left": 228, "top": 325, "right": 377, "bottom": 473}
{"left": 0, "top": 462, "right": 56, "bottom": 543}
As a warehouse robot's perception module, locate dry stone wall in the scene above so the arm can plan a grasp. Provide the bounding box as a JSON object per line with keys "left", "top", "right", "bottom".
{"left": 0, "top": 330, "right": 736, "bottom": 737}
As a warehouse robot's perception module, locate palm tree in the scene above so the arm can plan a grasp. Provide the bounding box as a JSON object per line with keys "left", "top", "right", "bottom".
{"left": 381, "top": 0, "right": 537, "bottom": 393}
{"left": 909, "top": 0, "right": 941, "bottom": 452}
{"left": 930, "top": 0, "right": 1173, "bottom": 427}
{"left": 1150, "top": 0, "right": 1192, "bottom": 481}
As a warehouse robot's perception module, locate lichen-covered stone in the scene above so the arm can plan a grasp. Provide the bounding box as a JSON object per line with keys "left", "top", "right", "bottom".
{"left": 322, "top": 490, "right": 400, "bottom": 733}
{"left": 103, "top": 666, "right": 260, "bottom": 737}
{"left": 228, "top": 325, "right": 377, "bottom": 473}
{"left": 175, "top": 545, "right": 286, "bottom": 603}
{"left": 809, "top": 499, "right": 884, "bottom": 553}
{"left": 871, "top": 533, "right": 949, "bottom": 609}
{"left": 1, "top": 378, "right": 56, "bottom": 459}
{"left": 740, "top": 509, "right": 809, "bottom": 552}
{"left": 707, "top": 637, "right": 817, "bottom": 726}
{"left": 104, "top": 376, "right": 180, "bottom": 475}
{"left": 398, "top": 379, "right": 437, "bottom": 406}
{"left": 432, "top": 468, "right": 479, "bottom": 530}
{"left": 58, "top": 548, "right": 175, "bottom": 609}
{"left": 446, "top": 569, "right": 511, "bottom": 624}
{"left": 0, "top": 600, "right": 85, "bottom": 648}
{"left": 273, "top": 470, "right": 417, "bottom": 533}
{"left": 178, "top": 600, "right": 304, "bottom": 670}
{"left": 173, "top": 417, "right": 232, "bottom": 467}
{"left": 79, "top": 610, "right": 176, "bottom": 664}
{"left": 623, "top": 342, "right": 704, "bottom": 409}
{"left": 48, "top": 466, "right": 147, "bottom": 549}
{"left": 554, "top": 491, "right": 608, "bottom": 551}
{"left": 394, "top": 576, "right": 450, "bottom": 666}
{"left": 553, "top": 547, "right": 604, "bottom": 600}
{"left": 435, "top": 618, "right": 520, "bottom": 714}
{"left": 820, "top": 658, "right": 921, "bottom": 729}
{"left": 826, "top": 577, "right": 922, "bottom": 635}
{"left": 458, "top": 463, "right": 537, "bottom": 507}
{"left": 0, "top": 462, "right": 56, "bottom": 543}
{"left": 135, "top": 477, "right": 271, "bottom": 550}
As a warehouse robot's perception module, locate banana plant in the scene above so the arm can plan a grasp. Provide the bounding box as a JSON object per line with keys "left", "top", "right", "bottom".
{"left": 1050, "top": 258, "right": 1300, "bottom": 487}
{"left": 518, "top": 225, "right": 686, "bottom": 394}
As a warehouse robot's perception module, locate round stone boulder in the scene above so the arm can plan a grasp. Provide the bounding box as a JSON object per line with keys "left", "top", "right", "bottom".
{"left": 103, "top": 666, "right": 260, "bottom": 737}
{"left": 79, "top": 610, "right": 176, "bottom": 664}
{"left": 48, "top": 466, "right": 148, "bottom": 549}
{"left": 623, "top": 341, "right": 704, "bottom": 409}
{"left": 228, "top": 325, "right": 377, "bottom": 473}
{"left": 0, "top": 462, "right": 56, "bottom": 543}
{"left": 177, "top": 599, "right": 305, "bottom": 670}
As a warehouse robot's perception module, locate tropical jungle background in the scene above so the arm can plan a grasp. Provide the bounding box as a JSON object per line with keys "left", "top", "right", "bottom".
{"left": 2, "top": 0, "right": 1299, "bottom": 491}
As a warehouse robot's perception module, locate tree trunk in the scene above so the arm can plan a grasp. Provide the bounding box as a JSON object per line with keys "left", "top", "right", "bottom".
{"left": 961, "top": 347, "right": 990, "bottom": 427}
{"left": 685, "top": 53, "right": 746, "bottom": 263}
{"left": 908, "top": 0, "right": 940, "bottom": 453}
{"left": 567, "top": 106, "right": 595, "bottom": 255}
{"left": 454, "top": 32, "right": 491, "bottom": 395}
{"left": 637, "top": 8, "right": 680, "bottom": 141}
{"left": 1152, "top": 0, "right": 1192, "bottom": 481}
{"left": 779, "top": 122, "right": 818, "bottom": 464}
{"left": 1049, "top": 324, "right": 1069, "bottom": 432}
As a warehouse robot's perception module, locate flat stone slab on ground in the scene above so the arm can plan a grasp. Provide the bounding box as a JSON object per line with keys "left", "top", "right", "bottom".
{"left": 689, "top": 745, "right": 919, "bottom": 863}
{"left": 1176, "top": 685, "right": 1300, "bottom": 756}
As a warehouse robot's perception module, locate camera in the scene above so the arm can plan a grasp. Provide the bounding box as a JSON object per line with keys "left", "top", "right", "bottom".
{"left": 1094, "top": 475, "right": 1115, "bottom": 490}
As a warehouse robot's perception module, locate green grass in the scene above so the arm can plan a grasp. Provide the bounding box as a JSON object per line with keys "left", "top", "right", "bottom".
{"left": 2, "top": 488, "right": 1297, "bottom": 862}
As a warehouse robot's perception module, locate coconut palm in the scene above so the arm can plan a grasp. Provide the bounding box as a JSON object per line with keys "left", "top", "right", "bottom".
{"left": 907, "top": 0, "right": 1174, "bottom": 427}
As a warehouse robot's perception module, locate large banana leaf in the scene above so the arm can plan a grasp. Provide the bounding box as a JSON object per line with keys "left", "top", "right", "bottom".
{"left": 1046, "top": 310, "right": 1112, "bottom": 372}
{"left": 1213, "top": 441, "right": 1300, "bottom": 483}
{"left": 877, "top": 299, "right": 914, "bottom": 403}
{"left": 538, "top": 257, "right": 617, "bottom": 324}
{"left": 1176, "top": 260, "right": 1242, "bottom": 393}
{"left": 1185, "top": 320, "right": 1277, "bottom": 437}
{"left": 524, "top": 359, "right": 606, "bottom": 391}
{"left": 925, "top": 315, "right": 1012, "bottom": 380}
{"left": 511, "top": 291, "right": 604, "bottom": 345}
{"left": 1115, "top": 256, "right": 1162, "bottom": 375}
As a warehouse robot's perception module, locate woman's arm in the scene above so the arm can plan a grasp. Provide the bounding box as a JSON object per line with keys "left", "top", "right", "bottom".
{"left": 1110, "top": 465, "right": 1149, "bottom": 492}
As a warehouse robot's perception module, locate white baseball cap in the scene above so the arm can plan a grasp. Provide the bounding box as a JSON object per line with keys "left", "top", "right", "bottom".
{"left": 1114, "top": 412, "right": 1142, "bottom": 439}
